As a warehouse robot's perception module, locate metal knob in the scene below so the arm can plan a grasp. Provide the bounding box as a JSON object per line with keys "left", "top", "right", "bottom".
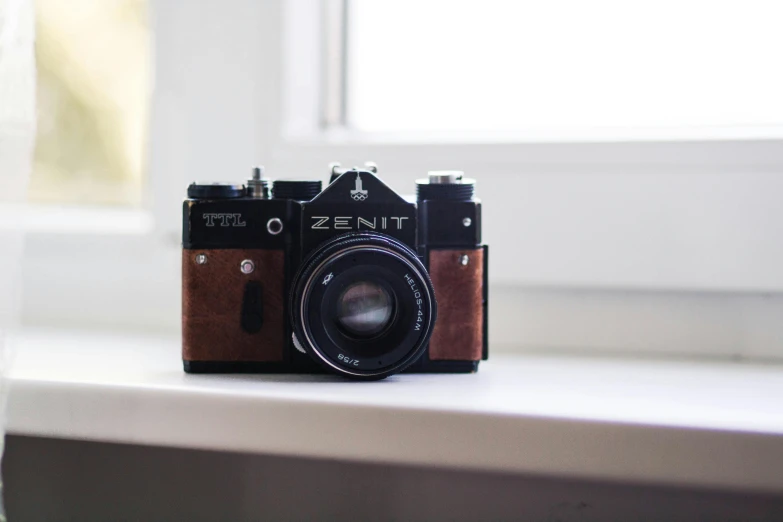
{"left": 427, "top": 171, "right": 464, "bottom": 184}
{"left": 247, "top": 166, "right": 270, "bottom": 198}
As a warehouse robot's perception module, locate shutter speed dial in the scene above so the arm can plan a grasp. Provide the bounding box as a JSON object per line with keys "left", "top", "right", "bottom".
{"left": 187, "top": 182, "right": 245, "bottom": 199}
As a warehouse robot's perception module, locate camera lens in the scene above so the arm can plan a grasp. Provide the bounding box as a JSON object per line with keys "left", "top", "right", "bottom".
{"left": 336, "top": 281, "right": 394, "bottom": 337}
{"left": 291, "top": 233, "right": 437, "bottom": 380}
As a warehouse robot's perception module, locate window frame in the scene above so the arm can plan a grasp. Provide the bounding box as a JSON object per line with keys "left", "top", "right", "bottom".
{"left": 19, "top": 0, "right": 783, "bottom": 337}
{"left": 275, "top": 0, "right": 783, "bottom": 289}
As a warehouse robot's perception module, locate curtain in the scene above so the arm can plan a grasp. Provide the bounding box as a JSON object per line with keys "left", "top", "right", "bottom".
{"left": 0, "top": 0, "right": 35, "bottom": 518}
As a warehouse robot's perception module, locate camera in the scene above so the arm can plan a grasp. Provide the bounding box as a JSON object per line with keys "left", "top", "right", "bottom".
{"left": 182, "top": 162, "right": 488, "bottom": 380}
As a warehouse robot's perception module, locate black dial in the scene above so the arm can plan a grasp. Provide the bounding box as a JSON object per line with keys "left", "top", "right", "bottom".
{"left": 416, "top": 171, "right": 475, "bottom": 201}
{"left": 272, "top": 179, "right": 323, "bottom": 201}
{"left": 187, "top": 182, "right": 245, "bottom": 199}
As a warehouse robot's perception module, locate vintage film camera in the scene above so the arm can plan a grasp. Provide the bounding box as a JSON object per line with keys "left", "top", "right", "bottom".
{"left": 182, "top": 163, "right": 487, "bottom": 380}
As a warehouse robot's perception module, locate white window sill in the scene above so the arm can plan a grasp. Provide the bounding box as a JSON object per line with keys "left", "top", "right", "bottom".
{"left": 7, "top": 328, "right": 783, "bottom": 494}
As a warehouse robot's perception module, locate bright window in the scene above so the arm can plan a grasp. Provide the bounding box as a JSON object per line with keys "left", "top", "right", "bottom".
{"left": 31, "top": 0, "right": 150, "bottom": 206}
{"left": 347, "top": 0, "right": 783, "bottom": 133}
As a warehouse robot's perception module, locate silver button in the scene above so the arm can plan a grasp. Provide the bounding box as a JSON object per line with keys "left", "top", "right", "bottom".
{"left": 240, "top": 259, "right": 255, "bottom": 274}
{"left": 267, "top": 217, "right": 283, "bottom": 235}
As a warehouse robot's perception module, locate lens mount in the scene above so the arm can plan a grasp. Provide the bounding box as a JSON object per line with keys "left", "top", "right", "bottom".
{"left": 291, "top": 233, "right": 437, "bottom": 380}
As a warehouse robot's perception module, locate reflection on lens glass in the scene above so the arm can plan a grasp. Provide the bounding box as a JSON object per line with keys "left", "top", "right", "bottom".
{"left": 336, "top": 281, "right": 393, "bottom": 337}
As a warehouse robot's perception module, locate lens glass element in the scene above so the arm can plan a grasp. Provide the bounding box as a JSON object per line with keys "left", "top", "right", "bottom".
{"left": 336, "top": 281, "right": 393, "bottom": 337}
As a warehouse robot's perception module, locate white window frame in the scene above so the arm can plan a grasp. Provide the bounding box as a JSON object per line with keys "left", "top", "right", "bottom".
{"left": 279, "top": 0, "right": 783, "bottom": 291}
{"left": 19, "top": 0, "right": 783, "bottom": 344}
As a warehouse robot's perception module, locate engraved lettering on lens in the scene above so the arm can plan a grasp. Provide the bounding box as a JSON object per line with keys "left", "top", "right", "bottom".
{"left": 404, "top": 273, "right": 424, "bottom": 331}
{"left": 338, "top": 353, "right": 360, "bottom": 366}
{"left": 204, "top": 213, "right": 246, "bottom": 227}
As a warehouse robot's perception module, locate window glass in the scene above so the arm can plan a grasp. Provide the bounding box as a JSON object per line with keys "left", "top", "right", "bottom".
{"left": 31, "top": 0, "right": 149, "bottom": 205}
{"left": 348, "top": 0, "right": 783, "bottom": 133}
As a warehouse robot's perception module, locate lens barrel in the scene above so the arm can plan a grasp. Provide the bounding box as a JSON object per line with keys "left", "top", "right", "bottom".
{"left": 290, "top": 233, "right": 437, "bottom": 380}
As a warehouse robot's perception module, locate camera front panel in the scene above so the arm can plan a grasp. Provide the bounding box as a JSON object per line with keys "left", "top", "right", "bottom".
{"left": 426, "top": 247, "right": 487, "bottom": 361}
{"left": 300, "top": 170, "right": 417, "bottom": 254}
{"left": 182, "top": 248, "right": 286, "bottom": 366}
{"left": 407, "top": 174, "right": 488, "bottom": 372}
{"left": 183, "top": 198, "right": 288, "bottom": 249}
{"left": 182, "top": 193, "right": 293, "bottom": 372}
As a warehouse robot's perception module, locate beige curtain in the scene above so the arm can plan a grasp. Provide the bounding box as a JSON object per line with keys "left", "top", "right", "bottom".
{"left": 0, "top": 0, "right": 35, "bottom": 518}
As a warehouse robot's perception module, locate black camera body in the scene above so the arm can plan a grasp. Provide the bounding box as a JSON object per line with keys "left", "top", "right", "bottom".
{"left": 182, "top": 163, "right": 488, "bottom": 380}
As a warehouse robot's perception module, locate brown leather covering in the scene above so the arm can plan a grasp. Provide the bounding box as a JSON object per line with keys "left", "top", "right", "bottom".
{"left": 428, "top": 248, "right": 484, "bottom": 361}
{"left": 182, "top": 249, "right": 285, "bottom": 362}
